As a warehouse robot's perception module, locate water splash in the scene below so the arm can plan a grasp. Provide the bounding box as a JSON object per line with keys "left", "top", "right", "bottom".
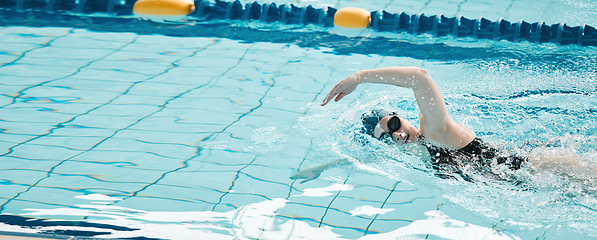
{"left": 246, "top": 126, "right": 287, "bottom": 153}
{"left": 297, "top": 60, "right": 597, "bottom": 237}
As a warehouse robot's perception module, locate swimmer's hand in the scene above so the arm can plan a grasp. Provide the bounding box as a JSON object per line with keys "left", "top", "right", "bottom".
{"left": 321, "top": 72, "right": 362, "bottom": 106}
{"left": 290, "top": 165, "right": 326, "bottom": 183}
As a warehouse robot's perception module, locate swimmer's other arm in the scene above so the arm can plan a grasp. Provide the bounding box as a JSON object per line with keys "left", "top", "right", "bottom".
{"left": 290, "top": 158, "right": 350, "bottom": 183}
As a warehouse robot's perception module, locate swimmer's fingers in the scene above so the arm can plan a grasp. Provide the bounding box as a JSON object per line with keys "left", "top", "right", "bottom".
{"left": 321, "top": 90, "right": 337, "bottom": 106}
{"left": 322, "top": 90, "right": 342, "bottom": 106}
{"left": 334, "top": 93, "right": 347, "bottom": 102}
{"left": 330, "top": 83, "right": 358, "bottom": 103}
{"left": 321, "top": 75, "right": 360, "bottom": 106}
{"left": 321, "top": 82, "right": 346, "bottom": 105}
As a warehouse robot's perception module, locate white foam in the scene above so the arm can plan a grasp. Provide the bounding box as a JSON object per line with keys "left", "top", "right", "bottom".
{"left": 18, "top": 198, "right": 519, "bottom": 240}
{"left": 349, "top": 205, "right": 395, "bottom": 216}
{"left": 74, "top": 194, "right": 121, "bottom": 201}
{"left": 299, "top": 183, "right": 354, "bottom": 197}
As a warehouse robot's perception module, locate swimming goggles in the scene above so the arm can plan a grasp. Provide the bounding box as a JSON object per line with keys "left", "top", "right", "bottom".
{"left": 373, "top": 113, "right": 402, "bottom": 143}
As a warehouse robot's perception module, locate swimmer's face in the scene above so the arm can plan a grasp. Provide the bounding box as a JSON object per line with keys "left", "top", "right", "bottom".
{"left": 374, "top": 116, "right": 420, "bottom": 145}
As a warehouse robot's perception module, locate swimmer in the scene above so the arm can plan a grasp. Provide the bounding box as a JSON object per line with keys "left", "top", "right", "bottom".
{"left": 293, "top": 67, "right": 527, "bottom": 182}
{"left": 292, "top": 66, "right": 596, "bottom": 193}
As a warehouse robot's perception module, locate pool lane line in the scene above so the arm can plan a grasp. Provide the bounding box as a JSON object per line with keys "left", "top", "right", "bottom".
{"left": 4, "top": 0, "right": 596, "bottom": 46}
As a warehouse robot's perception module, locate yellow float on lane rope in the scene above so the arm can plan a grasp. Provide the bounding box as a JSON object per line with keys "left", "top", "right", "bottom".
{"left": 333, "top": 7, "right": 371, "bottom": 28}
{"left": 133, "top": 0, "right": 195, "bottom": 16}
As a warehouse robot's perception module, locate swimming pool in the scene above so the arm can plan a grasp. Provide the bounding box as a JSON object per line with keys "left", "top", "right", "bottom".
{"left": 0, "top": 0, "right": 596, "bottom": 239}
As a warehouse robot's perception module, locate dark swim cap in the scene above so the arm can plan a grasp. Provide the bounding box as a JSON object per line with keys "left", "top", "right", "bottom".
{"left": 361, "top": 109, "right": 395, "bottom": 138}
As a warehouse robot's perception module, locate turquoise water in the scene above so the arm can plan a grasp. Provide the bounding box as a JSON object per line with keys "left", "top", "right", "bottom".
{"left": 1, "top": 0, "right": 596, "bottom": 239}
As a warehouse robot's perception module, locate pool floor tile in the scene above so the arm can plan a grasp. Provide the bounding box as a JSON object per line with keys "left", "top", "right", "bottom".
{"left": 228, "top": 168, "right": 293, "bottom": 196}
{"left": 371, "top": 197, "right": 442, "bottom": 222}
{"left": 158, "top": 169, "right": 240, "bottom": 192}
{"left": 360, "top": 219, "right": 414, "bottom": 237}
{"left": 49, "top": 161, "right": 173, "bottom": 186}
{"left": 316, "top": 208, "right": 371, "bottom": 239}
{"left": 69, "top": 68, "right": 150, "bottom": 82}
{"left": 2, "top": 199, "right": 86, "bottom": 218}
{"left": 7, "top": 144, "right": 83, "bottom": 162}
{"left": 0, "top": 179, "right": 40, "bottom": 200}
{"left": 0, "top": 64, "right": 79, "bottom": 79}
{"left": 0, "top": 121, "right": 55, "bottom": 136}
{"left": 128, "top": 185, "right": 222, "bottom": 210}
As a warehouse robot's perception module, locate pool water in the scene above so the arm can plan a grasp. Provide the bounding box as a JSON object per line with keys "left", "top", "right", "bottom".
{"left": 1, "top": 0, "right": 596, "bottom": 239}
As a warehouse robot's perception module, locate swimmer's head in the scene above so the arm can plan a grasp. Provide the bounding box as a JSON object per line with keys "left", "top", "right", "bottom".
{"left": 361, "top": 109, "right": 420, "bottom": 145}
{"left": 361, "top": 109, "right": 394, "bottom": 137}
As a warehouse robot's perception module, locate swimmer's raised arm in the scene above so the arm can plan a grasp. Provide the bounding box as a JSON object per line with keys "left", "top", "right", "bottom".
{"left": 322, "top": 67, "right": 475, "bottom": 148}
{"left": 322, "top": 67, "right": 447, "bottom": 121}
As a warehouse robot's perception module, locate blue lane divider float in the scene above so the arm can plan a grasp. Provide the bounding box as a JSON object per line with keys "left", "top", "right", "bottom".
{"left": 195, "top": 0, "right": 596, "bottom": 46}
{"left": 1, "top": 0, "right": 596, "bottom": 46}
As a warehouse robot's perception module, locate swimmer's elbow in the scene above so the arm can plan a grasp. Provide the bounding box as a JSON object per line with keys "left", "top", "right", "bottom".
{"left": 412, "top": 67, "right": 429, "bottom": 78}
{"left": 401, "top": 67, "right": 431, "bottom": 82}
{"left": 415, "top": 67, "right": 428, "bottom": 75}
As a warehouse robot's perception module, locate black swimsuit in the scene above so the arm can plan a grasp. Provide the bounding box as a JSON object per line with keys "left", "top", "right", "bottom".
{"left": 423, "top": 137, "right": 527, "bottom": 180}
